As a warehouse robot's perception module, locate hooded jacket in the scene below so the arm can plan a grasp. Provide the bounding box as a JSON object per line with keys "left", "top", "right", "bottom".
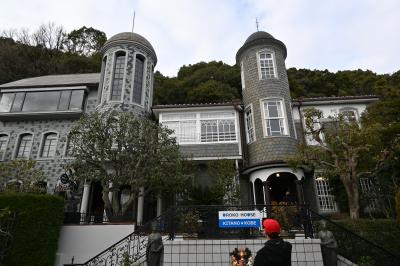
{"left": 253, "top": 238, "right": 292, "bottom": 266}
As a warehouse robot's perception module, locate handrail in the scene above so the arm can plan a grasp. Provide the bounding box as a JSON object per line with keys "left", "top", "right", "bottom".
{"left": 309, "top": 209, "right": 399, "bottom": 264}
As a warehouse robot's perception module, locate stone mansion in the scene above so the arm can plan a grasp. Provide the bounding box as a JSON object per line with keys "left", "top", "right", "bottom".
{"left": 0, "top": 30, "right": 378, "bottom": 223}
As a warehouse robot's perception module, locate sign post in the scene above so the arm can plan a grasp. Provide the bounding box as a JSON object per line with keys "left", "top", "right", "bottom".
{"left": 218, "top": 210, "right": 262, "bottom": 228}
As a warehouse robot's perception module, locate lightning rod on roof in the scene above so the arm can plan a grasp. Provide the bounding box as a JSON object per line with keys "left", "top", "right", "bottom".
{"left": 256, "top": 18, "right": 259, "bottom": 31}
{"left": 132, "top": 10, "right": 136, "bottom": 32}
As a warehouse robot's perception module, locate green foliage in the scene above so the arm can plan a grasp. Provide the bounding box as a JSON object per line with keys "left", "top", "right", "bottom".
{"left": 184, "top": 160, "right": 239, "bottom": 205}
{"left": 0, "top": 24, "right": 105, "bottom": 84}
{"left": 330, "top": 219, "right": 400, "bottom": 258}
{"left": 65, "top": 26, "right": 107, "bottom": 56}
{"left": 154, "top": 61, "right": 241, "bottom": 105}
{"left": 0, "top": 160, "right": 46, "bottom": 192}
{"left": 68, "top": 110, "right": 191, "bottom": 216}
{"left": 0, "top": 193, "right": 64, "bottom": 266}
{"left": 396, "top": 190, "right": 400, "bottom": 224}
{"left": 289, "top": 108, "right": 384, "bottom": 218}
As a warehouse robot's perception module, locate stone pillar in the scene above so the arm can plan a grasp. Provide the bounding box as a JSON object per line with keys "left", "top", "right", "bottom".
{"left": 137, "top": 187, "right": 145, "bottom": 225}
{"left": 262, "top": 181, "right": 272, "bottom": 216}
{"left": 80, "top": 181, "right": 91, "bottom": 214}
{"left": 296, "top": 180, "right": 305, "bottom": 204}
{"left": 156, "top": 195, "right": 162, "bottom": 217}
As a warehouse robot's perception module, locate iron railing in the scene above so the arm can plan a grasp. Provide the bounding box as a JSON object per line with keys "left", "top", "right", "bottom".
{"left": 310, "top": 210, "right": 399, "bottom": 266}
{"left": 74, "top": 204, "right": 313, "bottom": 266}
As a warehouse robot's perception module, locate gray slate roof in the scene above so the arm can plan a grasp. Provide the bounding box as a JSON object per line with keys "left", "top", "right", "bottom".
{"left": 0, "top": 73, "right": 100, "bottom": 88}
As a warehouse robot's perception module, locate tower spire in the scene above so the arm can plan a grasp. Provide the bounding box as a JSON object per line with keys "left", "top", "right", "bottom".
{"left": 131, "top": 10, "right": 136, "bottom": 32}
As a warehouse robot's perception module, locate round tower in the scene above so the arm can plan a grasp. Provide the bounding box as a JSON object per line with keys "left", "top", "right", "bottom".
{"left": 236, "top": 31, "right": 304, "bottom": 205}
{"left": 97, "top": 32, "right": 157, "bottom": 116}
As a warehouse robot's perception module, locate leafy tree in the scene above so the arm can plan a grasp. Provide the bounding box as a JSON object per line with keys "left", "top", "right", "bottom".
{"left": 361, "top": 95, "right": 400, "bottom": 217}
{"left": 0, "top": 160, "right": 46, "bottom": 192}
{"left": 67, "top": 110, "right": 190, "bottom": 218}
{"left": 65, "top": 26, "right": 107, "bottom": 56}
{"left": 289, "top": 108, "right": 382, "bottom": 219}
{"left": 185, "top": 160, "right": 239, "bottom": 205}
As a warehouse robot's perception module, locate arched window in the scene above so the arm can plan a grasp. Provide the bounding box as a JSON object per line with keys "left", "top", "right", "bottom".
{"left": 110, "top": 51, "right": 126, "bottom": 101}
{"left": 40, "top": 133, "right": 58, "bottom": 158}
{"left": 132, "top": 54, "right": 145, "bottom": 104}
{"left": 98, "top": 56, "right": 108, "bottom": 103}
{"left": 0, "top": 134, "right": 9, "bottom": 160}
{"left": 16, "top": 133, "right": 33, "bottom": 159}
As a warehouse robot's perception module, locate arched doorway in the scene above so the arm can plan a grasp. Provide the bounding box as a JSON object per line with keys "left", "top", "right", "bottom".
{"left": 267, "top": 172, "right": 298, "bottom": 204}
{"left": 254, "top": 179, "right": 264, "bottom": 205}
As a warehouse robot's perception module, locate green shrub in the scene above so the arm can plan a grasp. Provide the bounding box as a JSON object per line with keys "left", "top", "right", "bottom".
{"left": 0, "top": 193, "right": 64, "bottom": 266}
{"left": 324, "top": 219, "right": 400, "bottom": 265}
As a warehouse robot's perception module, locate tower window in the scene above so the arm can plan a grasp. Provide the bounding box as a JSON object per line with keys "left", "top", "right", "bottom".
{"left": 110, "top": 51, "right": 126, "bottom": 101}
{"left": 40, "top": 133, "right": 58, "bottom": 158}
{"left": 240, "top": 61, "right": 245, "bottom": 90}
{"left": 15, "top": 133, "right": 33, "bottom": 159}
{"left": 244, "top": 106, "right": 255, "bottom": 143}
{"left": 132, "top": 54, "right": 145, "bottom": 105}
{"left": 262, "top": 99, "right": 288, "bottom": 136}
{"left": 258, "top": 51, "right": 276, "bottom": 79}
{"left": 0, "top": 134, "right": 9, "bottom": 161}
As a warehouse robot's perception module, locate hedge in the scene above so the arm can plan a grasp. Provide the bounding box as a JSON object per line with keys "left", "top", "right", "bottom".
{"left": 321, "top": 219, "right": 400, "bottom": 265}
{"left": 0, "top": 193, "right": 64, "bottom": 266}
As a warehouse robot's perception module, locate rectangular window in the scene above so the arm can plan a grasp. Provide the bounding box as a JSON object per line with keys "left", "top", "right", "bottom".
{"left": 40, "top": 133, "right": 58, "bottom": 158}
{"left": 16, "top": 134, "right": 33, "bottom": 159}
{"left": 0, "top": 90, "right": 85, "bottom": 113}
{"left": 262, "top": 99, "right": 287, "bottom": 136}
{"left": 315, "top": 177, "right": 337, "bottom": 212}
{"left": 161, "top": 111, "right": 237, "bottom": 144}
{"left": 258, "top": 51, "right": 276, "bottom": 79}
{"left": 359, "top": 178, "right": 379, "bottom": 209}
{"left": 132, "top": 56, "right": 145, "bottom": 104}
{"left": 110, "top": 52, "right": 126, "bottom": 101}
{"left": 245, "top": 106, "right": 255, "bottom": 143}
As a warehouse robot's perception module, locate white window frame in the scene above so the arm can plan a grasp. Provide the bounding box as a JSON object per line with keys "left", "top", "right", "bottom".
{"left": 339, "top": 107, "right": 359, "bottom": 122}
{"left": 0, "top": 133, "right": 10, "bottom": 161}
{"left": 108, "top": 49, "right": 128, "bottom": 103}
{"left": 315, "top": 176, "right": 338, "bottom": 213}
{"left": 240, "top": 61, "right": 245, "bottom": 90}
{"left": 160, "top": 110, "right": 238, "bottom": 145}
{"left": 37, "top": 132, "right": 59, "bottom": 159}
{"left": 257, "top": 50, "right": 277, "bottom": 79}
{"left": 260, "top": 98, "right": 289, "bottom": 137}
{"left": 244, "top": 104, "right": 256, "bottom": 144}
{"left": 13, "top": 132, "right": 34, "bottom": 160}
{"left": 131, "top": 52, "right": 147, "bottom": 107}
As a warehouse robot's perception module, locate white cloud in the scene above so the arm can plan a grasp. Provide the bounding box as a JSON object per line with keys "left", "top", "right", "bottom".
{"left": 0, "top": 0, "right": 399, "bottom": 76}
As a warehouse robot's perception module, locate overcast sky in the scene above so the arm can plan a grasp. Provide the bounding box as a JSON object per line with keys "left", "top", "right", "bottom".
{"left": 1, "top": 0, "right": 399, "bottom": 77}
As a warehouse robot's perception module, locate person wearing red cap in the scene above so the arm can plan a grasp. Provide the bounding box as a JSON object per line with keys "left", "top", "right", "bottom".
{"left": 253, "top": 218, "right": 292, "bottom": 266}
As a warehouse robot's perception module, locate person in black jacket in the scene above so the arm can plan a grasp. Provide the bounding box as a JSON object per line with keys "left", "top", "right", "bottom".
{"left": 253, "top": 218, "right": 292, "bottom": 266}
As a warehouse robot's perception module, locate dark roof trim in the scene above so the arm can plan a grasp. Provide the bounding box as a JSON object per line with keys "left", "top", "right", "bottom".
{"left": 152, "top": 101, "right": 242, "bottom": 109}
{"left": 241, "top": 160, "right": 289, "bottom": 175}
{"left": 292, "top": 95, "right": 379, "bottom": 106}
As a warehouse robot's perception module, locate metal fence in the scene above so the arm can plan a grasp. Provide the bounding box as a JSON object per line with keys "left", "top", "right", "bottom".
{"left": 310, "top": 210, "right": 399, "bottom": 266}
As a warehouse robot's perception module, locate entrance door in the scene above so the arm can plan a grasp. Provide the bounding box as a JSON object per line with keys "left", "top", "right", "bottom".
{"left": 267, "top": 173, "right": 297, "bottom": 204}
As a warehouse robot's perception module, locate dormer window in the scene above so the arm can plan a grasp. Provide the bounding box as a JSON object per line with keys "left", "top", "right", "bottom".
{"left": 132, "top": 54, "right": 146, "bottom": 105}
{"left": 110, "top": 51, "right": 126, "bottom": 101}
{"left": 258, "top": 51, "right": 276, "bottom": 79}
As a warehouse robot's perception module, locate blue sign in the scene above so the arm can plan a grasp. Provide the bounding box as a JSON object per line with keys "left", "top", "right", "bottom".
{"left": 218, "top": 211, "right": 262, "bottom": 228}
{"left": 219, "top": 219, "right": 261, "bottom": 228}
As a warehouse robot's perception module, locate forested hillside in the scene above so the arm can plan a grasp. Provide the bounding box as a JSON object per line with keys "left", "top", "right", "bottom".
{"left": 1, "top": 23, "right": 399, "bottom": 103}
